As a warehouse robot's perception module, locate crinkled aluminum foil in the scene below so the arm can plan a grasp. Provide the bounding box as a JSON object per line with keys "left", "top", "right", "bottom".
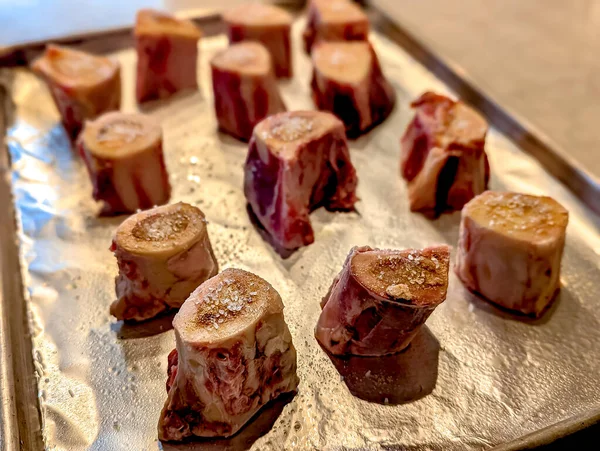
{"left": 3, "top": 17, "right": 600, "bottom": 451}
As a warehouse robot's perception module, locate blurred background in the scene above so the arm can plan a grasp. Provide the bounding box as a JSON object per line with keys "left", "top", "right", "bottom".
{"left": 1, "top": 0, "right": 598, "bottom": 183}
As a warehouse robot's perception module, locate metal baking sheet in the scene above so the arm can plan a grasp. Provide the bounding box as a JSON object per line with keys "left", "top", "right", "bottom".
{"left": 367, "top": 5, "right": 600, "bottom": 218}
{"left": 2, "top": 11, "right": 600, "bottom": 451}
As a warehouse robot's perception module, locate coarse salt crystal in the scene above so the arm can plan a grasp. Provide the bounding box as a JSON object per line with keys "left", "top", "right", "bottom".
{"left": 97, "top": 120, "right": 145, "bottom": 145}
{"left": 270, "top": 117, "right": 313, "bottom": 142}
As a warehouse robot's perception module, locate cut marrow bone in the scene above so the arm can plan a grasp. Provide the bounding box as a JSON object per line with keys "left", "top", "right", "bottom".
{"left": 244, "top": 110, "right": 358, "bottom": 253}
{"left": 400, "top": 92, "right": 490, "bottom": 216}
{"left": 223, "top": 3, "right": 293, "bottom": 78}
{"left": 456, "top": 191, "right": 569, "bottom": 317}
{"left": 303, "top": 0, "right": 369, "bottom": 53}
{"left": 158, "top": 268, "right": 298, "bottom": 441}
{"left": 31, "top": 45, "right": 121, "bottom": 138}
{"left": 211, "top": 41, "right": 286, "bottom": 141}
{"left": 77, "top": 111, "right": 171, "bottom": 215}
{"left": 135, "top": 9, "right": 202, "bottom": 102}
{"left": 111, "top": 202, "right": 218, "bottom": 321}
{"left": 316, "top": 245, "right": 450, "bottom": 356}
{"left": 311, "top": 41, "right": 395, "bottom": 137}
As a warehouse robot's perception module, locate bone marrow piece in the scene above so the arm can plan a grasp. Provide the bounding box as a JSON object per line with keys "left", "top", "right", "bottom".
{"left": 77, "top": 111, "right": 171, "bottom": 215}
{"left": 303, "top": 0, "right": 370, "bottom": 53}
{"left": 158, "top": 268, "right": 298, "bottom": 441}
{"left": 211, "top": 42, "right": 286, "bottom": 141}
{"left": 111, "top": 202, "right": 218, "bottom": 321}
{"left": 400, "top": 92, "right": 490, "bottom": 216}
{"left": 135, "top": 9, "right": 202, "bottom": 102}
{"left": 311, "top": 41, "right": 395, "bottom": 137}
{"left": 31, "top": 45, "right": 121, "bottom": 139}
{"left": 456, "top": 191, "right": 568, "bottom": 317}
{"left": 316, "top": 245, "right": 450, "bottom": 356}
{"left": 223, "top": 3, "right": 293, "bottom": 78}
{"left": 244, "top": 111, "right": 358, "bottom": 254}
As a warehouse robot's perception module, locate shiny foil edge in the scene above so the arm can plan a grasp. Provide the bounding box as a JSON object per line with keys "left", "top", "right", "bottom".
{"left": 1, "top": 13, "right": 598, "bottom": 449}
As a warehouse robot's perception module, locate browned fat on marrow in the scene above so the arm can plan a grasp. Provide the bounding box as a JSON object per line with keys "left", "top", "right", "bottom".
{"left": 456, "top": 191, "right": 568, "bottom": 317}
{"left": 77, "top": 112, "right": 171, "bottom": 215}
{"left": 211, "top": 42, "right": 286, "bottom": 142}
{"left": 158, "top": 268, "right": 298, "bottom": 441}
{"left": 400, "top": 92, "right": 490, "bottom": 216}
{"left": 223, "top": 2, "right": 293, "bottom": 78}
{"left": 135, "top": 9, "right": 201, "bottom": 102}
{"left": 316, "top": 245, "right": 450, "bottom": 356}
{"left": 111, "top": 202, "right": 218, "bottom": 322}
{"left": 31, "top": 45, "right": 121, "bottom": 139}
{"left": 303, "top": 0, "right": 370, "bottom": 53}
{"left": 311, "top": 41, "right": 395, "bottom": 137}
{"left": 244, "top": 111, "right": 358, "bottom": 254}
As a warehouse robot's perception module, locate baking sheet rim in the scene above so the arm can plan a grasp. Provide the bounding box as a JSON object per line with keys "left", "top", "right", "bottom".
{"left": 1, "top": 5, "right": 599, "bottom": 450}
